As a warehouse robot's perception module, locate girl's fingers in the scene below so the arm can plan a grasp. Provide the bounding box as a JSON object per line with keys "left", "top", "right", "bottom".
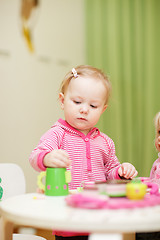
{"left": 56, "top": 150, "right": 71, "bottom": 166}
{"left": 131, "top": 170, "right": 138, "bottom": 178}
{"left": 119, "top": 163, "right": 138, "bottom": 179}
{"left": 118, "top": 167, "right": 123, "bottom": 176}
{"left": 43, "top": 150, "right": 71, "bottom": 168}
{"left": 119, "top": 164, "right": 128, "bottom": 176}
{"left": 50, "top": 158, "right": 68, "bottom": 168}
{"left": 124, "top": 168, "right": 138, "bottom": 179}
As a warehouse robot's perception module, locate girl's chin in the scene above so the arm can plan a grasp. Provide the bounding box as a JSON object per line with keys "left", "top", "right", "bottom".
{"left": 74, "top": 126, "right": 91, "bottom": 134}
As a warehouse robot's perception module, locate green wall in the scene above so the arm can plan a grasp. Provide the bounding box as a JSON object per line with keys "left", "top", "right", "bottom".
{"left": 85, "top": 0, "right": 160, "bottom": 176}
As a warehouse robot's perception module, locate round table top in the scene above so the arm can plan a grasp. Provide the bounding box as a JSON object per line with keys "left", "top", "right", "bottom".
{"left": 1, "top": 193, "right": 160, "bottom": 233}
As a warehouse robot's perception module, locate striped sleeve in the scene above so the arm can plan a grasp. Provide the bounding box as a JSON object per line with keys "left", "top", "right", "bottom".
{"left": 101, "top": 133, "right": 121, "bottom": 180}
{"left": 29, "top": 126, "right": 64, "bottom": 171}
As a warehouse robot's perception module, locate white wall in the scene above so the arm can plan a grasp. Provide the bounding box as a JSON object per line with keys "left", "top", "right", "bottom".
{"left": 0, "top": 0, "right": 85, "bottom": 192}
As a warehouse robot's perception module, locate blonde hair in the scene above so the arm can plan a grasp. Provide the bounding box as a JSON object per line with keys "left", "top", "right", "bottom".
{"left": 60, "top": 65, "right": 111, "bottom": 105}
{"left": 154, "top": 112, "right": 160, "bottom": 131}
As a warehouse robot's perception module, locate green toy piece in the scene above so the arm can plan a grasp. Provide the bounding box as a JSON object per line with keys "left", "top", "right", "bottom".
{"left": 0, "top": 178, "right": 3, "bottom": 200}
{"left": 37, "top": 168, "right": 71, "bottom": 196}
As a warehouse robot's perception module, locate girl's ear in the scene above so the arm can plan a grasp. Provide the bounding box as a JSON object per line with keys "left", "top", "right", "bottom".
{"left": 102, "top": 105, "right": 107, "bottom": 113}
{"left": 59, "top": 93, "right": 65, "bottom": 110}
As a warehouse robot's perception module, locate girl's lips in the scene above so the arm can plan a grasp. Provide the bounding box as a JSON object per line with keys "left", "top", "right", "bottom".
{"left": 77, "top": 117, "right": 87, "bottom": 121}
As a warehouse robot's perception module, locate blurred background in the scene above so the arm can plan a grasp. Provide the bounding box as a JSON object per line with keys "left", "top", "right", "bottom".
{"left": 0, "top": 0, "right": 160, "bottom": 193}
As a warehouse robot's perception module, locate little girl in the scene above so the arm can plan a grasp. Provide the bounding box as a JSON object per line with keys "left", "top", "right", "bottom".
{"left": 145, "top": 112, "right": 160, "bottom": 185}
{"left": 136, "top": 112, "right": 160, "bottom": 240}
{"left": 29, "top": 65, "right": 138, "bottom": 240}
{"left": 149, "top": 112, "right": 160, "bottom": 184}
{"left": 139, "top": 112, "right": 160, "bottom": 186}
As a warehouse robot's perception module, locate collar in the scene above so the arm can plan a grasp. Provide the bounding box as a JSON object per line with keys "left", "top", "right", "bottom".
{"left": 57, "top": 118, "right": 100, "bottom": 139}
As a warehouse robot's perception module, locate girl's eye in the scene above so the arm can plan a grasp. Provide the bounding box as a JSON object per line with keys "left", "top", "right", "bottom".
{"left": 158, "top": 130, "right": 160, "bottom": 134}
{"left": 74, "top": 100, "right": 81, "bottom": 104}
{"left": 90, "top": 105, "right": 97, "bottom": 108}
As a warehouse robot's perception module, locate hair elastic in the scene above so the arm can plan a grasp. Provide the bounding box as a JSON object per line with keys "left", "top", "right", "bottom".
{"left": 72, "top": 68, "right": 78, "bottom": 78}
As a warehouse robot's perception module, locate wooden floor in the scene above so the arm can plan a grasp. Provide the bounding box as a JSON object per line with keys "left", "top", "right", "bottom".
{"left": 123, "top": 233, "right": 135, "bottom": 240}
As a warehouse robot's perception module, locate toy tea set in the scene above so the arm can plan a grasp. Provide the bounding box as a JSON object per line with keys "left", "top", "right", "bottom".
{"left": 66, "top": 178, "right": 160, "bottom": 209}
{"left": 37, "top": 168, "right": 160, "bottom": 209}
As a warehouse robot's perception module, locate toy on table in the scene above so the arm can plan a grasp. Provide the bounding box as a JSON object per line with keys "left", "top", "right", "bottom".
{"left": 126, "top": 178, "right": 147, "bottom": 200}
{"left": 37, "top": 168, "right": 71, "bottom": 196}
{"left": 96, "top": 179, "right": 130, "bottom": 197}
{"left": 126, "top": 178, "right": 159, "bottom": 200}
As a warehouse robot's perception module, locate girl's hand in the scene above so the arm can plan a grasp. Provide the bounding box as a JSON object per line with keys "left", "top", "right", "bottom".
{"left": 43, "top": 149, "right": 71, "bottom": 168}
{"left": 118, "top": 162, "right": 138, "bottom": 179}
{"left": 155, "top": 136, "right": 160, "bottom": 152}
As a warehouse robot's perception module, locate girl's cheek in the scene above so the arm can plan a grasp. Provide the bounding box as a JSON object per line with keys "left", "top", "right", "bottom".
{"left": 155, "top": 139, "right": 160, "bottom": 150}
{"left": 157, "top": 137, "right": 160, "bottom": 146}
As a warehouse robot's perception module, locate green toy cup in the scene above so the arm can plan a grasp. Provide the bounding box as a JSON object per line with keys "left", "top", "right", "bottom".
{"left": 37, "top": 168, "right": 71, "bottom": 196}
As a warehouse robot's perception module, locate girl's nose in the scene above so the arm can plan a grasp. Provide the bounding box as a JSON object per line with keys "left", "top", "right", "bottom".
{"left": 80, "top": 105, "right": 89, "bottom": 114}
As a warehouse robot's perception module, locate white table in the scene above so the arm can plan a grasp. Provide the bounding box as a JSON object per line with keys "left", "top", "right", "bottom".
{"left": 1, "top": 193, "right": 160, "bottom": 240}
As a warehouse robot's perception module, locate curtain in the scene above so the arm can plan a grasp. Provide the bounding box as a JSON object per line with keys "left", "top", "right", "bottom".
{"left": 85, "top": 0, "right": 160, "bottom": 176}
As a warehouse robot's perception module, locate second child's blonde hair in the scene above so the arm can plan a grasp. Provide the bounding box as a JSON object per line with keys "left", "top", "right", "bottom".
{"left": 154, "top": 112, "right": 160, "bottom": 131}
{"left": 60, "top": 65, "right": 111, "bottom": 105}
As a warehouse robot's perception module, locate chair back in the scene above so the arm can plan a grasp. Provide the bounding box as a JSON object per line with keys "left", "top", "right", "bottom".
{"left": 0, "top": 163, "right": 26, "bottom": 200}
{"left": 13, "top": 234, "right": 46, "bottom": 240}
{"left": 0, "top": 163, "right": 47, "bottom": 240}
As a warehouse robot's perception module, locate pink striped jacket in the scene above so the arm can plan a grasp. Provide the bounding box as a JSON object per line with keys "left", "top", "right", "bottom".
{"left": 149, "top": 153, "right": 160, "bottom": 186}
{"left": 29, "top": 118, "right": 121, "bottom": 190}
{"left": 139, "top": 154, "right": 160, "bottom": 188}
